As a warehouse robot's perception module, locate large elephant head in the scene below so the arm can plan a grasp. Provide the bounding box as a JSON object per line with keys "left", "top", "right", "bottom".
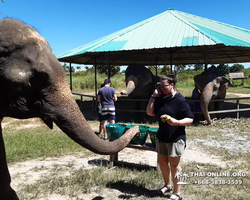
{"left": 120, "top": 64, "right": 155, "bottom": 99}
{"left": 194, "top": 66, "right": 232, "bottom": 124}
{"left": 0, "top": 18, "right": 139, "bottom": 200}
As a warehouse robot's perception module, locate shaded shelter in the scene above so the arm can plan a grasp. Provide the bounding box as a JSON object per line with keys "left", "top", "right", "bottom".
{"left": 57, "top": 8, "right": 250, "bottom": 94}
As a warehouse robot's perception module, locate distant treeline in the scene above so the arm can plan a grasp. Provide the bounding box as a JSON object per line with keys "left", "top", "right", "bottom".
{"left": 64, "top": 63, "right": 250, "bottom": 90}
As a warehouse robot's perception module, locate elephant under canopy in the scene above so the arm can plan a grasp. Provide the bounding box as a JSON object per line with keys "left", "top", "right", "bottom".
{"left": 120, "top": 65, "right": 157, "bottom": 119}
{"left": 0, "top": 18, "right": 139, "bottom": 200}
{"left": 120, "top": 64, "right": 156, "bottom": 99}
{"left": 194, "top": 66, "right": 232, "bottom": 125}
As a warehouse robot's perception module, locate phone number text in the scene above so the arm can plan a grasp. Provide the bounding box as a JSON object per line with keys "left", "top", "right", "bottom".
{"left": 194, "top": 179, "right": 242, "bottom": 185}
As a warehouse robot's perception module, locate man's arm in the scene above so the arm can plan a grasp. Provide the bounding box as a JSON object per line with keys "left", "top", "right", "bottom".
{"left": 97, "top": 95, "right": 101, "bottom": 103}
{"left": 113, "top": 94, "right": 117, "bottom": 101}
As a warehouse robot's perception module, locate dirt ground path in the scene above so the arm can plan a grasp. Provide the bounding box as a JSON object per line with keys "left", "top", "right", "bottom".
{"left": 227, "top": 92, "right": 250, "bottom": 97}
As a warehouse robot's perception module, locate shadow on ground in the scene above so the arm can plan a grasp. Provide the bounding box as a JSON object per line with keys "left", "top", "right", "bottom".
{"left": 88, "top": 158, "right": 110, "bottom": 167}
{"left": 88, "top": 157, "right": 157, "bottom": 172}
{"left": 106, "top": 181, "right": 170, "bottom": 199}
{"left": 90, "top": 181, "right": 169, "bottom": 200}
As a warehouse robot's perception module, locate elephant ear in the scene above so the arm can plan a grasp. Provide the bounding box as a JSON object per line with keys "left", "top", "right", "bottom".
{"left": 221, "top": 76, "right": 232, "bottom": 89}
{"left": 41, "top": 117, "right": 53, "bottom": 129}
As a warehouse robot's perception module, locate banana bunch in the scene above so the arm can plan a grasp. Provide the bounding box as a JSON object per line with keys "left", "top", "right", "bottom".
{"left": 160, "top": 114, "right": 173, "bottom": 123}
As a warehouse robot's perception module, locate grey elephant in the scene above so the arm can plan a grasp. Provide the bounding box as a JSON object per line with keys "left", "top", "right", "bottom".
{"left": 120, "top": 64, "right": 156, "bottom": 99}
{"left": 194, "top": 66, "right": 232, "bottom": 124}
{"left": 0, "top": 19, "right": 139, "bottom": 200}
{"left": 120, "top": 65, "right": 157, "bottom": 117}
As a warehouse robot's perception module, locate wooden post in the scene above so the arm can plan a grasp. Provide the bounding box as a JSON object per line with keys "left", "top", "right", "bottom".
{"left": 110, "top": 153, "right": 118, "bottom": 167}
{"left": 236, "top": 99, "right": 240, "bottom": 119}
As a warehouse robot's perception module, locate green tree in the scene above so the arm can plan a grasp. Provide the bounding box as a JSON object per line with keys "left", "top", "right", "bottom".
{"left": 160, "top": 65, "right": 171, "bottom": 75}
{"left": 147, "top": 66, "right": 157, "bottom": 74}
{"left": 62, "top": 63, "right": 68, "bottom": 72}
{"left": 217, "top": 63, "right": 230, "bottom": 74}
{"left": 194, "top": 64, "right": 203, "bottom": 71}
{"left": 229, "top": 64, "right": 244, "bottom": 72}
{"left": 65, "top": 65, "right": 75, "bottom": 73}
{"left": 174, "top": 65, "right": 186, "bottom": 73}
{"left": 97, "top": 65, "right": 120, "bottom": 77}
{"left": 61, "top": 63, "right": 75, "bottom": 73}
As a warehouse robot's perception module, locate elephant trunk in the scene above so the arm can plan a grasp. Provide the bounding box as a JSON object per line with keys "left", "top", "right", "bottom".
{"left": 44, "top": 85, "right": 139, "bottom": 155}
{"left": 200, "top": 86, "right": 213, "bottom": 124}
{"left": 124, "top": 80, "right": 136, "bottom": 95}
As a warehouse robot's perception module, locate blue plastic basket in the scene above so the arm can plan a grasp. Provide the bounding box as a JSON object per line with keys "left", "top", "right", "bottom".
{"left": 125, "top": 124, "right": 149, "bottom": 145}
{"left": 106, "top": 123, "right": 126, "bottom": 141}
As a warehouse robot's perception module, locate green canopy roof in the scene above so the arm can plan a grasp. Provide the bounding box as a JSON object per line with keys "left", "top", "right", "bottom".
{"left": 58, "top": 9, "right": 250, "bottom": 65}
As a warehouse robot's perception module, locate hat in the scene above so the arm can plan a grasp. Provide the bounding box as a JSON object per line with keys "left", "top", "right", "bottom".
{"left": 104, "top": 79, "right": 111, "bottom": 84}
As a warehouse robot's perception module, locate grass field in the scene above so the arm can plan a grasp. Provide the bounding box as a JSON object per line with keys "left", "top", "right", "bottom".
{"left": 3, "top": 113, "right": 250, "bottom": 199}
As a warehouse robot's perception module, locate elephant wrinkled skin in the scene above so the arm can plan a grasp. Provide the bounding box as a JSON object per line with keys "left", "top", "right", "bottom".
{"left": 0, "top": 18, "right": 140, "bottom": 199}
{"left": 194, "top": 66, "right": 232, "bottom": 124}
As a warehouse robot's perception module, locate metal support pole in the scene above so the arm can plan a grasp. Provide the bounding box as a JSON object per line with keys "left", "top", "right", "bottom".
{"left": 107, "top": 54, "right": 111, "bottom": 79}
{"left": 94, "top": 58, "right": 98, "bottom": 113}
{"left": 155, "top": 60, "right": 158, "bottom": 76}
{"left": 204, "top": 48, "right": 208, "bottom": 71}
{"left": 94, "top": 58, "right": 97, "bottom": 98}
{"left": 170, "top": 51, "right": 173, "bottom": 73}
{"left": 69, "top": 62, "right": 72, "bottom": 91}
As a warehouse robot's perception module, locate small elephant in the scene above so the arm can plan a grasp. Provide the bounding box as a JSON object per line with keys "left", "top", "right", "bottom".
{"left": 0, "top": 19, "right": 139, "bottom": 199}
{"left": 194, "top": 66, "right": 232, "bottom": 124}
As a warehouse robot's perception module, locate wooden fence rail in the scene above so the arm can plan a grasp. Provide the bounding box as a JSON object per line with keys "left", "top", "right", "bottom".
{"left": 72, "top": 93, "right": 250, "bottom": 119}
{"left": 189, "top": 97, "right": 250, "bottom": 119}
{"left": 72, "top": 92, "right": 96, "bottom": 113}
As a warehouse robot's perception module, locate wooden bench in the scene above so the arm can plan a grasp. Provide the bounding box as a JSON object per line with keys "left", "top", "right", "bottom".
{"left": 110, "top": 143, "right": 159, "bottom": 170}
{"left": 229, "top": 72, "right": 247, "bottom": 86}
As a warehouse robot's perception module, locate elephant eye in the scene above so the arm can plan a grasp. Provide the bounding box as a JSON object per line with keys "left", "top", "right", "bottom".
{"left": 30, "top": 71, "right": 51, "bottom": 91}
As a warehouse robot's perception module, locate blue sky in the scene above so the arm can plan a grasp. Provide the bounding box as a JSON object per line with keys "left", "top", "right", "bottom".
{"left": 1, "top": 0, "right": 250, "bottom": 68}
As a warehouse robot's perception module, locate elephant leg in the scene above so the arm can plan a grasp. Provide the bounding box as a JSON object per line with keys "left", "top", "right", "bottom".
{"left": 0, "top": 122, "right": 19, "bottom": 200}
{"left": 200, "top": 97, "right": 213, "bottom": 125}
{"left": 208, "top": 101, "right": 217, "bottom": 120}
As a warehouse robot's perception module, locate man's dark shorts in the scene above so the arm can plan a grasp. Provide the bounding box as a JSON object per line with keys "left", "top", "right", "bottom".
{"left": 102, "top": 107, "right": 116, "bottom": 120}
